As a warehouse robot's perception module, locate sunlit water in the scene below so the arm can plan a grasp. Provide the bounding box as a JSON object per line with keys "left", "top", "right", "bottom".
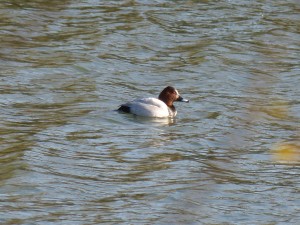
{"left": 1, "top": 0, "right": 299, "bottom": 224}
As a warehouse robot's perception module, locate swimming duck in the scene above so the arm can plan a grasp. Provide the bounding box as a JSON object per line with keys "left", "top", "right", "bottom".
{"left": 118, "top": 86, "right": 189, "bottom": 117}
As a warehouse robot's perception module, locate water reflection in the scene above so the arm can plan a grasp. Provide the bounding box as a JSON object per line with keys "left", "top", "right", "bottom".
{"left": 271, "top": 142, "right": 300, "bottom": 164}
{"left": 122, "top": 114, "right": 176, "bottom": 126}
{"left": 0, "top": 140, "right": 28, "bottom": 183}
{"left": 4, "top": 0, "right": 71, "bottom": 11}
{"left": 0, "top": 0, "right": 299, "bottom": 224}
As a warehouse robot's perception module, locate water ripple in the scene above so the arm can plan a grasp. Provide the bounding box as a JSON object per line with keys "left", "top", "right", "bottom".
{"left": 1, "top": 0, "right": 299, "bottom": 224}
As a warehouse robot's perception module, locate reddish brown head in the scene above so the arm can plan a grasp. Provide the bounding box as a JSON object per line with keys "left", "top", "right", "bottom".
{"left": 158, "top": 86, "right": 189, "bottom": 108}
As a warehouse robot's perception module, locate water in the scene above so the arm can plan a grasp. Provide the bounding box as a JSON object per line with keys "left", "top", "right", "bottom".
{"left": 1, "top": 0, "right": 299, "bottom": 224}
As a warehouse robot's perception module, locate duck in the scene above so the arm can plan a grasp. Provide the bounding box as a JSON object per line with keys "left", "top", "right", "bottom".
{"left": 118, "top": 86, "right": 189, "bottom": 118}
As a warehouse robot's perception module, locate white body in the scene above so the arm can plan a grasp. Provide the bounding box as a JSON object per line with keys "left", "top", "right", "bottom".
{"left": 123, "top": 97, "right": 176, "bottom": 118}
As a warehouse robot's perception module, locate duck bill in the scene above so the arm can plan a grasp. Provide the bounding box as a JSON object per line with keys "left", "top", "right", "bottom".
{"left": 176, "top": 96, "right": 189, "bottom": 103}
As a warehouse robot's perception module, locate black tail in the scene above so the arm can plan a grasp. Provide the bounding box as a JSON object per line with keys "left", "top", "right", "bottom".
{"left": 118, "top": 105, "right": 131, "bottom": 113}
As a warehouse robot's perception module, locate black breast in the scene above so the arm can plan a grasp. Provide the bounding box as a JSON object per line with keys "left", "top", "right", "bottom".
{"left": 118, "top": 105, "right": 131, "bottom": 113}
